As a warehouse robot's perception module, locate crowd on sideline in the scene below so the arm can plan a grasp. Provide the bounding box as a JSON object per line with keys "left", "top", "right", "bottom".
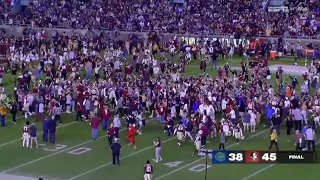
{"left": 0, "top": 0, "right": 319, "bottom": 38}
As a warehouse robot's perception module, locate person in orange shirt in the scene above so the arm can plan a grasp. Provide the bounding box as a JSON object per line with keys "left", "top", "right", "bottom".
{"left": 285, "top": 85, "right": 292, "bottom": 99}
{"left": 0, "top": 105, "right": 6, "bottom": 127}
{"left": 127, "top": 124, "right": 137, "bottom": 149}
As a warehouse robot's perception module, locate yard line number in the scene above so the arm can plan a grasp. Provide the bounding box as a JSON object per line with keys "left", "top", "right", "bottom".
{"left": 164, "top": 161, "right": 212, "bottom": 173}
{"left": 38, "top": 144, "right": 92, "bottom": 155}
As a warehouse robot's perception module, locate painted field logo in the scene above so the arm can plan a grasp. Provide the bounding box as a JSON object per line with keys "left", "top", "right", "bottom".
{"left": 296, "top": 2, "right": 309, "bottom": 16}
{"left": 214, "top": 152, "right": 226, "bottom": 162}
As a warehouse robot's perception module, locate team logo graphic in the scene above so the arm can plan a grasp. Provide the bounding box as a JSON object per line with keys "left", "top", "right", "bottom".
{"left": 296, "top": 2, "right": 309, "bottom": 16}
{"left": 250, "top": 152, "right": 259, "bottom": 161}
{"left": 214, "top": 152, "right": 226, "bottom": 162}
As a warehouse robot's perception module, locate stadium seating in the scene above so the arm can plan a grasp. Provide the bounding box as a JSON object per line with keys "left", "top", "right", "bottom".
{"left": 0, "top": 0, "right": 318, "bottom": 38}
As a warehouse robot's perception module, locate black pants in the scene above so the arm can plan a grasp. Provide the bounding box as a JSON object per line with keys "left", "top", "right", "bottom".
{"left": 307, "top": 140, "right": 316, "bottom": 152}
{"left": 218, "top": 143, "right": 225, "bottom": 150}
{"left": 55, "top": 114, "right": 62, "bottom": 124}
{"left": 286, "top": 121, "right": 293, "bottom": 135}
{"left": 112, "top": 153, "right": 120, "bottom": 165}
{"left": 116, "top": 107, "right": 123, "bottom": 116}
{"left": 296, "top": 142, "right": 302, "bottom": 151}
{"left": 295, "top": 120, "right": 302, "bottom": 131}
{"left": 108, "top": 135, "right": 114, "bottom": 146}
{"left": 201, "top": 136, "right": 207, "bottom": 146}
{"left": 76, "top": 111, "right": 83, "bottom": 121}
{"left": 11, "top": 113, "right": 16, "bottom": 122}
{"left": 269, "top": 140, "right": 279, "bottom": 150}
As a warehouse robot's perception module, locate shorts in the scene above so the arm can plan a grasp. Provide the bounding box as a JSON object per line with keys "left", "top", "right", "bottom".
{"left": 243, "top": 122, "right": 250, "bottom": 126}
{"left": 177, "top": 132, "right": 184, "bottom": 141}
{"left": 144, "top": 174, "right": 153, "bottom": 180}
{"left": 235, "top": 132, "right": 241, "bottom": 139}
{"left": 250, "top": 121, "right": 256, "bottom": 126}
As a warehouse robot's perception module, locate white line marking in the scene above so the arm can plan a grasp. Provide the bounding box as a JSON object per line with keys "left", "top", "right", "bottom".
{"left": 67, "top": 137, "right": 175, "bottom": 180}
{"left": 154, "top": 128, "right": 270, "bottom": 180}
{"left": 0, "top": 121, "right": 77, "bottom": 148}
{"left": 13, "top": 172, "right": 20, "bottom": 175}
{"left": 50, "top": 177, "right": 60, "bottom": 180}
{"left": 240, "top": 141, "right": 320, "bottom": 180}
{"left": 241, "top": 164, "right": 275, "bottom": 180}
{"left": 1, "top": 118, "right": 156, "bottom": 173}
{"left": 5, "top": 115, "right": 24, "bottom": 123}
{"left": 26, "top": 173, "right": 34, "bottom": 177}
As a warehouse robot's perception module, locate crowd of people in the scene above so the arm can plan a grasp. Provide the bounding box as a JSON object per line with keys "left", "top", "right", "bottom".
{"left": 0, "top": 24, "right": 317, "bottom": 155}
{"left": 0, "top": 0, "right": 319, "bottom": 37}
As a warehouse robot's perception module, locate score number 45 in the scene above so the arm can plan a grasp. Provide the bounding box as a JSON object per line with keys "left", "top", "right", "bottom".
{"left": 261, "top": 153, "right": 277, "bottom": 161}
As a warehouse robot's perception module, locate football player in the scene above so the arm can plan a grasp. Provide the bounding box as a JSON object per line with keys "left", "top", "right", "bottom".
{"left": 174, "top": 121, "right": 185, "bottom": 147}
{"left": 22, "top": 121, "right": 30, "bottom": 148}
{"left": 144, "top": 160, "right": 153, "bottom": 180}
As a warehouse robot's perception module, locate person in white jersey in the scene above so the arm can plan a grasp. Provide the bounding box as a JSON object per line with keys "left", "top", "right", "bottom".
{"left": 22, "top": 121, "right": 30, "bottom": 148}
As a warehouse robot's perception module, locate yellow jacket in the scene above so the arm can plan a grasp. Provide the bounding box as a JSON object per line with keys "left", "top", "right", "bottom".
{"left": 270, "top": 132, "right": 278, "bottom": 141}
{"left": 0, "top": 106, "right": 7, "bottom": 116}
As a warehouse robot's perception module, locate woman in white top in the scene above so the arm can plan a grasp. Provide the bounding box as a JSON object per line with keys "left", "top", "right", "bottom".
{"left": 228, "top": 44, "right": 234, "bottom": 61}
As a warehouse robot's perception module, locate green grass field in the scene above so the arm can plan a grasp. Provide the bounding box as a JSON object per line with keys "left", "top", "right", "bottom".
{"left": 0, "top": 55, "right": 319, "bottom": 180}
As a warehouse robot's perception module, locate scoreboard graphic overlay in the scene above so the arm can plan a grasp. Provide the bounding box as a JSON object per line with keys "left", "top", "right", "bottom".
{"left": 212, "top": 151, "right": 315, "bottom": 164}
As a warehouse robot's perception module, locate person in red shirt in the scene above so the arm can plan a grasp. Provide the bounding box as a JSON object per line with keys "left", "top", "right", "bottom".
{"left": 91, "top": 115, "right": 100, "bottom": 140}
{"left": 127, "top": 124, "right": 137, "bottom": 149}
{"left": 107, "top": 123, "right": 116, "bottom": 146}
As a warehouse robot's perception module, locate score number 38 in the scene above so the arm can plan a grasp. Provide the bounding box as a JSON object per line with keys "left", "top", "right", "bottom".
{"left": 229, "top": 152, "right": 244, "bottom": 162}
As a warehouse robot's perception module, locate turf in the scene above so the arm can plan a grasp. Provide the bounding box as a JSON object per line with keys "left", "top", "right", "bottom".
{"left": 0, "top": 55, "right": 319, "bottom": 180}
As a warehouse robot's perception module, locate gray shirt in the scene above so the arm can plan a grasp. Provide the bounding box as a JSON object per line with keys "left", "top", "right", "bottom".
{"left": 117, "top": 97, "right": 123, "bottom": 108}
{"left": 292, "top": 108, "right": 303, "bottom": 121}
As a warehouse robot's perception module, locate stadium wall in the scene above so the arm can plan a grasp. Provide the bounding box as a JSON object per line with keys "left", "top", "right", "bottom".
{"left": 0, "top": 25, "right": 319, "bottom": 48}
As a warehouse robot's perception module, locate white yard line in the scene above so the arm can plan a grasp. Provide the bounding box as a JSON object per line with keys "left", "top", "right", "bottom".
{"left": 240, "top": 141, "right": 320, "bottom": 180}
{"left": 67, "top": 137, "right": 176, "bottom": 180}
{"left": 1, "top": 118, "right": 157, "bottom": 173}
{"left": 240, "top": 164, "right": 275, "bottom": 180}
{"left": 0, "top": 121, "right": 78, "bottom": 148}
{"left": 154, "top": 128, "right": 270, "bottom": 180}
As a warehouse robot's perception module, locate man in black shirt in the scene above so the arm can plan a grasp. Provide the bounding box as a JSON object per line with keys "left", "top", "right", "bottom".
{"left": 111, "top": 138, "right": 121, "bottom": 166}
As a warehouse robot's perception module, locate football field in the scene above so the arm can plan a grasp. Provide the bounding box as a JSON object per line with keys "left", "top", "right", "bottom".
{"left": 0, "top": 113, "right": 319, "bottom": 180}
{"left": 0, "top": 56, "right": 319, "bottom": 180}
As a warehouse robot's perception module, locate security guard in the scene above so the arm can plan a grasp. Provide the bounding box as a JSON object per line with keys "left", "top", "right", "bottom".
{"left": 111, "top": 138, "right": 121, "bottom": 166}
